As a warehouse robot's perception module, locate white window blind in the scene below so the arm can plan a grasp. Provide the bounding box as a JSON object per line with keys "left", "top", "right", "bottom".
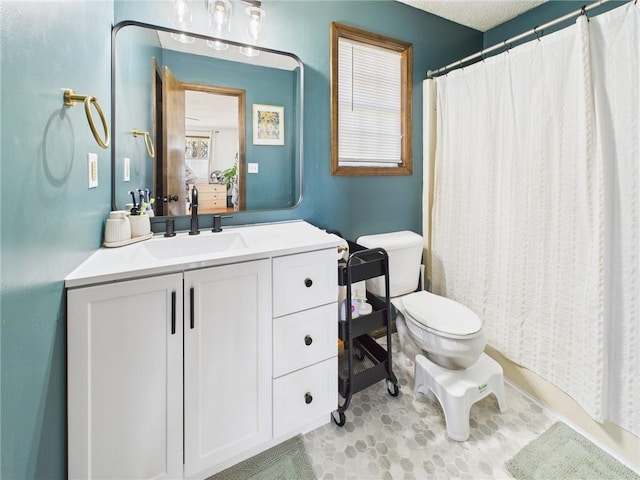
{"left": 338, "top": 37, "right": 402, "bottom": 166}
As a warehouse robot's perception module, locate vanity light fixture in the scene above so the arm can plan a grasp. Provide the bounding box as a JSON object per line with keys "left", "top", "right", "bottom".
{"left": 201, "top": 0, "right": 265, "bottom": 55}
{"left": 243, "top": 4, "right": 265, "bottom": 44}
{"left": 205, "top": 0, "right": 232, "bottom": 50}
{"left": 238, "top": 3, "right": 265, "bottom": 56}
{"left": 169, "top": 0, "right": 195, "bottom": 43}
{"left": 207, "top": 0, "right": 232, "bottom": 35}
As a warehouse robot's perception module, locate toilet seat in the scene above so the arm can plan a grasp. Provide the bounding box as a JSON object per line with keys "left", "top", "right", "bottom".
{"left": 400, "top": 291, "right": 482, "bottom": 339}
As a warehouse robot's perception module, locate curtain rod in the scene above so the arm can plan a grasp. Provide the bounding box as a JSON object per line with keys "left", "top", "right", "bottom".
{"left": 426, "top": 0, "right": 614, "bottom": 78}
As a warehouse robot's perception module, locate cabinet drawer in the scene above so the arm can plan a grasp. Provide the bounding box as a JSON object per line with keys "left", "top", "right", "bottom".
{"left": 273, "top": 357, "right": 337, "bottom": 438}
{"left": 273, "top": 249, "right": 337, "bottom": 317}
{"left": 196, "top": 183, "right": 226, "bottom": 194}
{"left": 200, "top": 192, "right": 226, "bottom": 202}
{"left": 273, "top": 303, "right": 337, "bottom": 377}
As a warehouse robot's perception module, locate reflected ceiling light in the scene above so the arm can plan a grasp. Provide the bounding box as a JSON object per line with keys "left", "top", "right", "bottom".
{"left": 169, "top": 0, "right": 196, "bottom": 43}
{"left": 171, "top": 32, "right": 196, "bottom": 43}
{"left": 207, "top": 39, "right": 229, "bottom": 51}
{"left": 239, "top": 46, "right": 260, "bottom": 57}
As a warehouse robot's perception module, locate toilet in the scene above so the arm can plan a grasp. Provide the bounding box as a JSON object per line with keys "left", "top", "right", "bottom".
{"left": 357, "top": 231, "right": 506, "bottom": 441}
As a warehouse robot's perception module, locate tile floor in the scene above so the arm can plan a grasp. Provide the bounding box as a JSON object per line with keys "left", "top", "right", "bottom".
{"left": 303, "top": 334, "right": 556, "bottom": 479}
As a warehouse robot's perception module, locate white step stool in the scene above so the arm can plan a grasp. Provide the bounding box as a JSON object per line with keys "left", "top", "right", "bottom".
{"left": 413, "top": 352, "right": 507, "bottom": 441}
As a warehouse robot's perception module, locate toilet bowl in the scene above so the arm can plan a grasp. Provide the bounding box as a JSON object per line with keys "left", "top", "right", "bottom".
{"left": 394, "top": 291, "right": 486, "bottom": 369}
{"left": 357, "top": 231, "right": 486, "bottom": 369}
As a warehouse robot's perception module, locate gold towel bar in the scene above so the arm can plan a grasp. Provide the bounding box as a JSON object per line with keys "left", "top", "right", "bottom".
{"left": 63, "top": 89, "right": 110, "bottom": 149}
{"left": 132, "top": 129, "right": 156, "bottom": 158}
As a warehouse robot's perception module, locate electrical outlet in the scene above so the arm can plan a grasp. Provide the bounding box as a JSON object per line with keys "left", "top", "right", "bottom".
{"left": 123, "top": 157, "right": 130, "bottom": 182}
{"left": 87, "top": 153, "right": 98, "bottom": 188}
{"left": 248, "top": 162, "right": 259, "bottom": 173}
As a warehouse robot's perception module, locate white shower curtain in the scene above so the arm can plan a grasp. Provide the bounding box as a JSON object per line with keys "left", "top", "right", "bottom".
{"left": 431, "top": 2, "right": 639, "bottom": 435}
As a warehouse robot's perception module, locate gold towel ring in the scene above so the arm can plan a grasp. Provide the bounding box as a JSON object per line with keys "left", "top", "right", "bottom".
{"left": 63, "top": 89, "right": 110, "bottom": 149}
{"left": 132, "top": 129, "right": 156, "bottom": 158}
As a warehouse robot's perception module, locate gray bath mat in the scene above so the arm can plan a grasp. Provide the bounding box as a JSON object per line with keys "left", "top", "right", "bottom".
{"left": 208, "top": 435, "right": 316, "bottom": 480}
{"left": 505, "top": 422, "right": 639, "bottom": 480}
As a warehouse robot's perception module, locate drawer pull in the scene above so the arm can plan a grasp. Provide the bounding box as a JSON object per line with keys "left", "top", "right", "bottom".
{"left": 304, "top": 278, "right": 313, "bottom": 288}
{"left": 304, "top": 392, "right": 313, "bottom": 405}
{"left": 304, "top": 335, "right": 313, "bottom": 346}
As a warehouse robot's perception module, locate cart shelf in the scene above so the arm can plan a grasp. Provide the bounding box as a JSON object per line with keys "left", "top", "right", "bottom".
{"left": 332, "top": 240, "right": 399, "bottom": 427}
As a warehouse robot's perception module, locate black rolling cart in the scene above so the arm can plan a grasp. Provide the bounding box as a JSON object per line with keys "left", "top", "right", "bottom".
{"left": 332, "top": 240, "right": 399, "bottom": 427}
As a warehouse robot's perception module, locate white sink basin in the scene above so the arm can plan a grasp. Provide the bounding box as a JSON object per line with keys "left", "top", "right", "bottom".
{"left": 143, "top": 232, "right": 248, "bottom": 260}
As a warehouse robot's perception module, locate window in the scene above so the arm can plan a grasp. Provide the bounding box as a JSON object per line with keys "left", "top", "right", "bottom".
{"left": 330, "top": 22, "right": 413, "bottom": 176}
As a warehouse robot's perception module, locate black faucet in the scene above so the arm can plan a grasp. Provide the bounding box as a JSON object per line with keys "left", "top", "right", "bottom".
{"left": 189, "top": 187, "right": 199, "bottom": 235}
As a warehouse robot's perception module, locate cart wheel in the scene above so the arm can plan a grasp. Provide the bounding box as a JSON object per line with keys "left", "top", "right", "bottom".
{"left": 332, "top": 410, "right": 346, "bottom": 427}
{"left": 386, "top": 379, "right": 399, "bottom": 397}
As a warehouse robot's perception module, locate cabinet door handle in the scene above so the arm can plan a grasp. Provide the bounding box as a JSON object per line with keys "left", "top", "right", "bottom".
{"left": 171, "top": 291, "right": 176, "bottom": 335}
{"left": 304, "top": 392, "right": 313, "bottom": 405}
{"left": 190, "top": 287, "right": 195, "bottom": 329}
{"left": 304, "top": 278, "right": 313, "bottom": 288}
{"left": 304, "top": 335, "right": 313, "bottom": 346}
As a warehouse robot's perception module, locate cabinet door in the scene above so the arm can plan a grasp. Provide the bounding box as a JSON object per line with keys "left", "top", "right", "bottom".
{"left": 67, "top": 273, "right": 183, "bottom": 480}
{"left": 184, "top": 259, "right": 271, "bottom": 477}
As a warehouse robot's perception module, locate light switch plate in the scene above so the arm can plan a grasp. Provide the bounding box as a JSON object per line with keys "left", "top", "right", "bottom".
{"left": 123, "top": 157, "right": 130, "bottom": 182}
{"left": 248, "top": 162, "right": 259, "bottom": 173}
{"left": 87, "top": 153, "right": 98, "bottom": 188}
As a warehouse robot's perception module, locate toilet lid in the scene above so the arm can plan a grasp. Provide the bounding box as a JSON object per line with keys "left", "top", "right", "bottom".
{"left": 401, "top": 291, "right": 482, "bottom": 337}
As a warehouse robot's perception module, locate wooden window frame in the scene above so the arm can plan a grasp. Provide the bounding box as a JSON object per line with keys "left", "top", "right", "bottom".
{"left": 330, "top": 22, "right": 413, "bottom": 176}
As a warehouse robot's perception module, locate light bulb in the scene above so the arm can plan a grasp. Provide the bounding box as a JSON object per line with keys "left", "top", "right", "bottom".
{"left": 207, "top": 0, "right": 232, "bottom": 35}
{"left": 169, "top": 0, "right": 195, "bottom": 43}
{"left": 170, "top": 0, "right": 192, "bottom": 26}
{"left": 244, "top": 6, "right": 265, "bottom": 44}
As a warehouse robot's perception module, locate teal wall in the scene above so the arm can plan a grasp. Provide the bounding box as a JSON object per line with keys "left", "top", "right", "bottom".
{"left": 0, "top": 1, "right": 113, "bottom": 478}
{"left": 1, "top": 1, "right": 481, "bottom": 478}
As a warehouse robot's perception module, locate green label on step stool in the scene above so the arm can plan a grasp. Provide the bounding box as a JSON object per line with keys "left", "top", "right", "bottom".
{"left": 478, "top": 383, "right": 488, "bottom": 393}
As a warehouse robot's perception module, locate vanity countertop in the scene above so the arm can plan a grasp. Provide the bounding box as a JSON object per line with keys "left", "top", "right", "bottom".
{"left": 65, "top": 220, "right": 343, "bottom": 288}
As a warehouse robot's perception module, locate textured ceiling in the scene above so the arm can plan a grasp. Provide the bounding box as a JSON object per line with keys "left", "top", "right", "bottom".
{"left": 397, "top": 0, "right": 547, "bottom": 32}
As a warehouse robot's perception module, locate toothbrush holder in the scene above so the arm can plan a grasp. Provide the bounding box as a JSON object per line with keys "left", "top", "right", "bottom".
{"left": 129, "top": 213, "right": 151, "bottom": 238}
{"left": 104, "top": 211, "right": 131, "bottom": 243}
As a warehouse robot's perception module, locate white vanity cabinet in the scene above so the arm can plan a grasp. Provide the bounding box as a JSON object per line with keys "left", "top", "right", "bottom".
{"left": 183, "top": 260, "right": 271, "bottom": 477}
{"left": 67, "top": 273, "right": 184, "bottom": 480}
{"left": 66, "top": 221, "right": 341, "bottom": 480}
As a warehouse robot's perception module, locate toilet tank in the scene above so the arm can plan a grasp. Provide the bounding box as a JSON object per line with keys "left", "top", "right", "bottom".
{"left": 356, "top": 231, "right": 423, "bottom": 298}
